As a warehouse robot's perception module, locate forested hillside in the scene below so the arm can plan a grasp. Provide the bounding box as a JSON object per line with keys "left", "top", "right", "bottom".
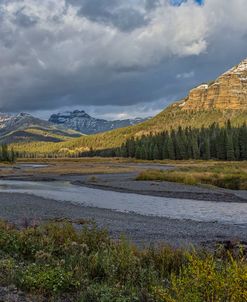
{"left": 15, "top": 122, "right": 247, "bottom": 161}
{"left": 13, "top": 109, "right": 247, "bottom": 156}
{"left": 114, "top": 122, "right": 247, "bottom": 161}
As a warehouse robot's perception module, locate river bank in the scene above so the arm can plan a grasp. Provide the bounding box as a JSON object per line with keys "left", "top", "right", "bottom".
{"left": 0, "top": 191, "right": 247, "bottom": 248}
{"left": 0, "top": 170, "right": 247, "bottom": 203}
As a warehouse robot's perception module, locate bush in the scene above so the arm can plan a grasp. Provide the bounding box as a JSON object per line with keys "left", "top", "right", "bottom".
{"left": 154, "top": 253, "right": 247, "bottom": 302}
{"left": 17, "top": 264, "right": 78, "bottom": 294}
{"left": 0, "top": 220, "right": 246, "bottom": 301}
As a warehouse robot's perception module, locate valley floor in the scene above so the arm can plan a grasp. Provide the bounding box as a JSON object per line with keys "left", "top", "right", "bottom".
{"left": 0, "top": 158, "right": 247, "bottom": 248}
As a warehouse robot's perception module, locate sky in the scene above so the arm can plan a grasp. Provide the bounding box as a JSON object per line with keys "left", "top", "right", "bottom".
{"left": 0, "top": 0, "right": 247, "bottom": 120}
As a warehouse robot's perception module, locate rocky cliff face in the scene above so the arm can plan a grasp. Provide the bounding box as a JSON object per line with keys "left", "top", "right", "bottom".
{"left": 49, "top": 110, "right": 148, "bottom": 134}
{"left": 179, "top": 58, "right": 247, "bottom": 111}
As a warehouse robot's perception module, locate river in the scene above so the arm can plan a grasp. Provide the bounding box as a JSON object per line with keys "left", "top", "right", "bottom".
{"left": 0, "top": 180, "right": 246, "bottom": 225}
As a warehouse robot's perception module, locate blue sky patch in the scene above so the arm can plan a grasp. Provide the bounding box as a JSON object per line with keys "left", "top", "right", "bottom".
{"left": 170, "top": 0, "right": 204, "bottom": 6}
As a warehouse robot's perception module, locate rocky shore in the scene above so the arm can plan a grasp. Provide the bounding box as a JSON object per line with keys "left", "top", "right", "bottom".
{"left": 0, "top": 192, "right": 246, "bottom": 248}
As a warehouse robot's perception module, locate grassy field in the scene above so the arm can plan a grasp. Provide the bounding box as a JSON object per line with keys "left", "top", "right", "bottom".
{"left": 0, "top": 220, "right": 246, "bottom": 302}
{"left": 0, "top": 158, "right": 140, "bottom": 177}
{"left": 137, "top": 161, "right": 247, "bottom": 190}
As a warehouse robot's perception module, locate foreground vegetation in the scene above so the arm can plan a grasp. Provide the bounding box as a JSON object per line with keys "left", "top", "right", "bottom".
{"left": 0, "top": 220, "right": 246, "bottom": 301}
{"left": 137, "top": 161, "right": 247, "bottom": 190}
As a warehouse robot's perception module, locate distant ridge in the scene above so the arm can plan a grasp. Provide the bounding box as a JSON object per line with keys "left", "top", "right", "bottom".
{"left": 0, "top": 112, "right": 82, "bottom": 144}
{"left": 49, "top": 110, "right": 148, "bottom": 134}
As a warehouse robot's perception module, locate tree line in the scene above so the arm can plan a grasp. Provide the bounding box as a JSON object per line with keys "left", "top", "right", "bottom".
{"left": 87, "top": 122, "right": 247, "bottom": 161}
{"left": 0, "top": 144, "right": 16, "bottom": 163}
{"left": 15, "top": 122, "right": 247, "bottom": 161}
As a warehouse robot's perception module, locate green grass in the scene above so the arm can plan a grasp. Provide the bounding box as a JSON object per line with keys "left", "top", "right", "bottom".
{"left": 0, "top": 220, "right": 246, "bottom": 301}
{"left": 136, "top": 162, "right": 247, "bottom": 190}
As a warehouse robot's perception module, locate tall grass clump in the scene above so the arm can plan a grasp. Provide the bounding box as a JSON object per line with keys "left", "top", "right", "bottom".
{"left": 137, "top": 163, "right": 247, "bottom": 190}
{"left": 0, "top": 220, "right": 246, "bottom": 301}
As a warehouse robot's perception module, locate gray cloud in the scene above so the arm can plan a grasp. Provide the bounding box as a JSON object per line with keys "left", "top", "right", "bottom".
{"left": 0, "top": 0, "right": 247, "bottom": 119}
{"left": 71, "top": 0, "right": 149, "bottom": 32}
{"left": 14, "top": 10, "right": 37, "bottom": 27}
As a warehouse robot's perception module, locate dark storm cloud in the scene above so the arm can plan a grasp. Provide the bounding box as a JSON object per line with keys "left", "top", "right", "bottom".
{"left": 0, "top": 0, "right": 247, "bottom": 118}
{"left": 68, "top": 0, "right": 148, "bottom": 31}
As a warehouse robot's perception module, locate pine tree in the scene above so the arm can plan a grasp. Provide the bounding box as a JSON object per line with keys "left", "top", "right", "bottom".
{"left": 239, "top": 124, "right": 247, "bottom": 160}
{"left": 233, "top": 131, "right": 240, "bottom": 160}
{"left": 191, "top": 136, "right": 200, "bottom": 159}
{"left": 10, "top": 148, "right": 16, "bottom": 163}
{"left": 162, "top": 140, "right": 169, "bottom": 159}
{"left": 153, "top": 144, "right": 160, "bottom": 160}
{"left": 167, "top": 137, "right": 175, "bottom": 160}
{"left": 148, "top": 144, "right": 154, "bottom": 160}
{"left": 203, "top": 138, "right": 210, "bottom": 160}
{"left": 226, "top": 134, "right": 235, "bottom": 161}
{"left": 217, "top": 129, "right": 226, "bottom": 160}
{"left": 1, "top": 144, "right": 9, "bottom": 162}
{"left": 135, "top": 146, "right": 142, "bottom": 159}
{"left": 120, "top": 145, "right": 128, "bottom": 157}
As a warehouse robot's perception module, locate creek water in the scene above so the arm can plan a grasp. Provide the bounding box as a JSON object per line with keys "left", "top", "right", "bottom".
{"left": 0, "top": 180, "right": 246, "bottom": 224}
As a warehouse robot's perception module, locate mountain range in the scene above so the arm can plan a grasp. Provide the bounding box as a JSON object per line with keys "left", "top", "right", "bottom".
{"left": 0, "top": 110, "right": 148, "bottom": 144}
{"left": 0, "top": 113, "right": 81, "bottom": 144}
{"left": 49, "top": 110, "right": 148, "bottom": 135}
{"left": 10, "top": 57, "right": 247, "bottom": 154}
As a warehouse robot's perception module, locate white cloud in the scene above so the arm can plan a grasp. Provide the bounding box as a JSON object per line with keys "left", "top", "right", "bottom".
{"left": 0, "top": 0, "right": 208, "bottom": 73}
{"left": 0, "top": 0, "right": 246, "bottom": 113}
{"left": 176, "top": 71, "right": 195, "bottom": 79}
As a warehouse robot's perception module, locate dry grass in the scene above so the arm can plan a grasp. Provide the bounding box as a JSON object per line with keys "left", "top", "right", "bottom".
{"left": 137, "top": 161, "right": 247, "bottom": 190}
{"left": 10, "top": 158, "right": 139, "bottom": 176}
{"left": 2, "top": 157, "right": 148, "bottom": 177}
{"left": 25, "top": 164, "right": 135, "bottom": 176}
{"left": 17, "top": 157, "right": 142, "bottom": 164}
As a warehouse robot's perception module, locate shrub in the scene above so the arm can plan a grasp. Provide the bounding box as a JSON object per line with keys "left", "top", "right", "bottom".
{"left": 17, "top": 264, "right": 78, "bottom": 294}
{"left": 0, "top": 220, "right": 246, "bottom": 301}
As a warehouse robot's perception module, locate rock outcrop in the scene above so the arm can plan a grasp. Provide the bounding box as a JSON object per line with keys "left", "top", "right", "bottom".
{"left": 180, "top": 58, "right": 247, "bottom": 111}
